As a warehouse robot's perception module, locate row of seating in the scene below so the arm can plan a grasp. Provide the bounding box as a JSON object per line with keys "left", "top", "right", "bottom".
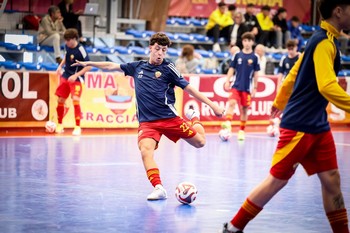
{"left": 124, "top": 29, "right": 224, "bottom": 43}
{"left": 165, "top": 17, "right": 320, "bottom": 34}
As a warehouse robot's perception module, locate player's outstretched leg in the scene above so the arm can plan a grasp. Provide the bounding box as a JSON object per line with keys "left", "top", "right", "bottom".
{"left": 185, "top": 106, "right": 205, "bottom": 148}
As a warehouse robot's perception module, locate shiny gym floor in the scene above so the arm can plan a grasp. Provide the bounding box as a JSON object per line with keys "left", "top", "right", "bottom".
{"left": 0, "top": 129, "right": 349, "bottom": 233}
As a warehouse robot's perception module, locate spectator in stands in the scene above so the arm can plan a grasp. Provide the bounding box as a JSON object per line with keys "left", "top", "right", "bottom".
{"left": 256, "top": 5, "right": 276, "bottom": 48}
{"left": 287, "top": 16, "right": 305, "bottom": 51}
{"left": 58, "top": 0, "right": 88, "bottom": 46}
{"left": 175, "top": 44, "right": 202, "bottom": 74}
{"left": 339, "top": 30, "right": 350, "bottom": 55}
{"left": 244, "top": 3, "right": 261, "bottom": 43}
{"left": 38, "top": 5, "right": 66, "bottom": 64}
{"left": 229, "top": 12, "right": 249, "bottom": 49}
{"left": 205, "top": 2, "right": 233, "bottom": 52}
{"left": 254, "top": 44, "right": 267, "bottom": 75}
{"left": 219, "top": 45, "right": 240, "bottom": 74}
{"left": 272, "top": 7, "right": 291, "bottom": 49}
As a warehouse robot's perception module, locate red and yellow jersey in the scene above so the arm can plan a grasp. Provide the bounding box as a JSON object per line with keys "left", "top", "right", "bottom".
{"left": 274, "top": 20, "right": 350, "bottom": 133}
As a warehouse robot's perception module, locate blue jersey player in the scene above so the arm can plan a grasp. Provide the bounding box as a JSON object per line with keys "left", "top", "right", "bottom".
{"left": 55, "top": 28, "right": 91, "bottom": 136}
{"left": 222, "top": 32, "right": 260, "bottom": 140}
{"left": 73, "top": 32, "right": 224, "bottom": 200}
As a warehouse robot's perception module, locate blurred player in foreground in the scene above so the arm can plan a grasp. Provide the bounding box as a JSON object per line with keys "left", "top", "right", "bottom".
{"left": 72, "top": 32, "right": 224, "bottom": 200}
{"left": 222, "top": 0, "right": 350, "bottom": 232}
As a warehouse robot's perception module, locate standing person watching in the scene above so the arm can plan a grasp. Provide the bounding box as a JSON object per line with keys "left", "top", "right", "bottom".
{"left": 221, "top": 0, "right": 350, "bottom": 232}
{"left": 38, "top": 5, "right": 66, "bottom": 64}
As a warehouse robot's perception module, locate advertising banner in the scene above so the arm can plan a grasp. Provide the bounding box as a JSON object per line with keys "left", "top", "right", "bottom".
{"left": 0, "top": 71, "right": 50, "bottom": 127}
{"left": 182, "top": 74, "right": 277, "bottom": 125}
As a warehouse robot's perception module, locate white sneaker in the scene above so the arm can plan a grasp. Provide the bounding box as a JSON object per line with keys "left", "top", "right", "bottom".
{"left": 72, "top": 126, "right": 81, "bottom": 136}
{"left": 147, "top": 184, "right": 167, "bottom": 200}
{"left": 185, "top": 106, "right": 200, "bottom": 120}
{"left": 213, "top": 43, "right": 221, "bottom": 52}
{"left": 221, "top": 120, "right": 232, "bottom": 131}
{"left": 237, "top": 130, "right": 245, "bottom": 141}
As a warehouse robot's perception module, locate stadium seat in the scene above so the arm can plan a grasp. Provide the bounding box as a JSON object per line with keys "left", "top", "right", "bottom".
{"left": 174, "top": 18, "right": 190, "bottom": 26}
{"left": 164, "top": 32, "right": 179, "bottom": 40}
{"left": 19, "top": 62, "right": 41, "bottom": 71}
{"left": 195, "top": 49, "right": 213, "bottom": 58}
{"left": 98, "top": 47, "right": 116, "bottom": 54}
{"left": 41, "top": 62, "right": 58, "bottom": 71}
{"left": 114, "top": 46, "right": 132, "bottom": 55}
{"left": 129, "top": 46, "right": 149, "bottom": 55}
{"left": 341, "top": 55, "right": 350, "bottom": 62}
{"left": 167, "top": 47, "right": 181, "bottom": 57}
{"left": 40, "top": 46, "right": 54, "bottom": 53}
{"left": 176, "top": 33, "right": 194, "bottom": 41}
{"left": 214, "top": 51, "right": 230, "bottom": 59}
{"left": 1, "top": 61, "right": 21, "bottom": 70}
{"left": 85, "top": 46, "right": 98, "bottom": 54}
{"left": 4, "top": 43, "right": 22, "bottom": 51}
{"left": 201, "top": 68, "right": 218, "bottom": 74}
{"left": 20, "top": 43, "right": 40, "bottom": 52}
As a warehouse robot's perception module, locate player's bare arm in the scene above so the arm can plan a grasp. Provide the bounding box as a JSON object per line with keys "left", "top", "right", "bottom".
{"left": 225, "top": 67, "right": 235, "bottom": 90}
{"left": 72, "top": 60, "right": 122, "bottom": 71}
{"left": 184, "top": 85, "right": 225, "bottom": 117}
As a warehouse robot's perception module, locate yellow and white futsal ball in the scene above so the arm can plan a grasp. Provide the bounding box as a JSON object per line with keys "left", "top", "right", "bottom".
{"left": 45, "top": 121, "right": 57, "bottom": 133}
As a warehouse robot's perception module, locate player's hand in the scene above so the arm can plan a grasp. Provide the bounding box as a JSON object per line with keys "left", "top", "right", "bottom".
{"left": 270, "top": 105, "right": 282, "bottom": 118}
{"left": 212, "top": 105, "right": 225, "bottom": 117}
{"left": 71, "top": 60, "right": 86, "bottom": 67}
{"left": 224, "top": 81, "right": 231, "bottom": 91}
{"left": 68, "top": 74, "right": 78, "bottom": 83}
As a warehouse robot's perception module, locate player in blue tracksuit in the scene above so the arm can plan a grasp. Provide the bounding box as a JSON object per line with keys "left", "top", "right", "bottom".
{"left": 72, "top": 32, "right": 224, "bottom": 201}
{"left": 222, "top": 0, "right": 350, "bottom": 232}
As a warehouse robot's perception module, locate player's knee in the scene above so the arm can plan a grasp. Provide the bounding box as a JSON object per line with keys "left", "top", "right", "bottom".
{"left": 321, "top": 169, "right": 341, "bottom": 192}
{"left": 193, "top": 138, "right": 206, "bottom": 148}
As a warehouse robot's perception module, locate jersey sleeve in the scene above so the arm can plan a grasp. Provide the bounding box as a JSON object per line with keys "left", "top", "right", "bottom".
{"left": 120, "top": 61, "right": 138, "bottom": 76}
{"left": 314, "top": 39, "right": 350, "bottom": 112}
{"left": 166, "top": 62, "right": 189, "bottom": 89}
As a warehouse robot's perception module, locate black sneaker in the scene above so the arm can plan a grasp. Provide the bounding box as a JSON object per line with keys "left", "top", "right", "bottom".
{"left": 222, "top": 222, "right": 244, "bottom": 233}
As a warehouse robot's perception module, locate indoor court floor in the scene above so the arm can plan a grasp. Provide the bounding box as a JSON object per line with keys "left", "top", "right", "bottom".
{"left": 0, "top": 130, "right": 349, "bottom": 233}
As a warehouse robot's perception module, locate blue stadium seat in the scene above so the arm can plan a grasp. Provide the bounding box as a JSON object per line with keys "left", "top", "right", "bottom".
{"left": 129, "top": 46, "right": 149, "bottom": 55}
{"left": 19, "top": 62, "right": 41, "bottom": 71}
{"left": 167, "top": 47, "right": 180, "bottom": 57}
{"left": 174, "top": 18, "right": 190, "bottom": 26}
{"left": 195, "top": 49, "right": 213, "bottom": 58}
{"left": 20, "top": 43, "right": 40, "bottom": 52}
{"left": 166, "top": 18, "right": 176, "bottom": 25}
{"left": 41, "top": 62, "right": 58, "bottom": 71}
{"left": 85, "top": 46, "right": 98, "bottom": 54}
{"left": 214, "top": 51, "right": 230, "bottom": 59}
{"left": 4, "top": 43, "right": 22, "bottom": 51}
{"left": 40, "top": 46, "right": 54, "bottom": 53}
{"left": 1, "top": 61, "right": 21, "bottom": 69}
{"left": 192, "top": 33, "right": 210, "bottom": 42}
{"left": 98, "top": 47, "right": 115, "bottom": 54}
{"left": 189, "top": 18, "right": 206, "bottom": 26}
{"left": 114, "top": 46, "right": 132, "bottom": 55}
{"left": 165, "top": 32, "right": 179, "bottom": 40}
{"left": 176, "top": 33, "right": 194, "bottom": 41}
{"left": 201, "top": 68, "right": 218, "bottom": 74}
{"left": 341, "top": 55, "right": 350, "bottom": 62}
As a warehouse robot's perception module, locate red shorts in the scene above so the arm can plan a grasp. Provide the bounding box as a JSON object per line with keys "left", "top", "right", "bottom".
{"left": 138, "top": 117, "right": 197, "bottom": 148}
{"left": 270, "top": 128, "right": 338, "bottom": 180}
{"left": 229, "top": 89, "right": 251, "bottom": 107}
{"left": 55, "top": 77, "right": 82, "bottom": 99}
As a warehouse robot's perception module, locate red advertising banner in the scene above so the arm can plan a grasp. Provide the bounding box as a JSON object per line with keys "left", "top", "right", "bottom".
{"left": 182, "top": 74, "right": 277, "bottom": 125}
{"left": 0, "top": 71, "right": 50, "bottom": 126}
{"left": 168, "top": 0, "right": 311, "bottom": 23}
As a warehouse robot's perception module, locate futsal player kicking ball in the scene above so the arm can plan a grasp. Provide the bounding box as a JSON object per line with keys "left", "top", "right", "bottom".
{"left": 222, "top": 0, "right": 350, "bottom": 232}
{"left": 222, "top": 32, "right": 260, "bottom": 141}
{"left": 72, "top": 32, "right": 224, "bottom": 200}
{"left": 55, "top": 28, "right": 91, "bottom": 136}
